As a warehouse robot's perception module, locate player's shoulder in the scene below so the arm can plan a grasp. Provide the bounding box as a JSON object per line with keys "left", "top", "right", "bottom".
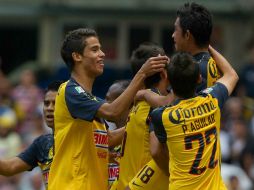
{"left": 32, "top": 134, "right": 54, "bottom": 150}
{"left": 198, "top": 82, "right": 228, "bottom": 100}
{"left": 151, "top": 104, "right": 171, "bottom": 119}
{"left": 65, "top": 78, "right": 99, "bottom": 100}
{"left": 33, "top": 133, "right": 52, "bottom": 141}
{"left": 57, "top": 80, "right": 68, "bottom": 91}
{"left": 193, "top": 52, "right": 211, "bottom": 64}
{"left": 66, "top": 78, "right": 82, "bottom": 93}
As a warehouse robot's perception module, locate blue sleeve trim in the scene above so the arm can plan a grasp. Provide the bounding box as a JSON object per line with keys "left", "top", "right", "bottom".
{"left": 17, "top": 134, "right": 53, "bottom": 170}
{"left": 200, "top": 82, "right": 229, "bottom": 109}
{"left": 151, "top": 107, "right": 167, "bottom": 143}
{"left": 17, "top": 137, "right": 42, "bottom": 169}
{"left": 65, "top": 80, "right": 105, "bottom": 121}
{"left": 149, "top": 121, "right": 155, "bottom": 132}
{"left": 195, "top": 52, "right": 209, "bottom": 92}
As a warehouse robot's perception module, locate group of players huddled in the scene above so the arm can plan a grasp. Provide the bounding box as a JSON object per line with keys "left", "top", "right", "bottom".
{"left": 0, "top": 2, "right": 239, "bottom": 190}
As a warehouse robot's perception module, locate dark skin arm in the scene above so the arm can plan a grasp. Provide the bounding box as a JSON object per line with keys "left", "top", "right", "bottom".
{"left": 96, "top": 56, "right": 168, "bottom": 121}
{"left": 0, "top": 157, "right": 32, "bottom": 176}
{"left": 108, "top": 127, "right": 125, "bottom": 148}
{"left": 136, "top": 90, "right": 174, "bottom": 108}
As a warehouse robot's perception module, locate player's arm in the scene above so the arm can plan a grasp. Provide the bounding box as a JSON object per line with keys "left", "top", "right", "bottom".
{"left": 209, "top": 46, "right": 239, "bottom": 95}
{"left": 136, "top": 90, "right": 174, "bottom": 108}
{"left": 0, "top": 157, "right": 31, "bottom": 176}
{"left": 96, "top": 56, "right": 168, "bottom": 121}
{"left": 108, "top": 127, "right": 125, "bottom": 147}
{"left": 149, "top": 131, "right": 169, "bottom": 176}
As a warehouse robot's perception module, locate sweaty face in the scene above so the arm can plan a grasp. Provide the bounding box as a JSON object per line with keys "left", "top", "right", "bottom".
{"left": 43, "top": 91, "right": 57, "bottom": 129}
{"left": 81, "top": 36, "right": 105, "bottom": 77}
{"left": 172, "top": 17, "right": 188, "bottom": 51}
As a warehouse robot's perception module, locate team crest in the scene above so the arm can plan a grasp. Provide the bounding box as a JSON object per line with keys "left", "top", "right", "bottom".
{"left": 48, "top": 147, "right": 53, "bottom": 160}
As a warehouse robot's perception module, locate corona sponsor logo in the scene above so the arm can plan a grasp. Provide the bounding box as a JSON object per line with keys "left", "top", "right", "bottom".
{"left": 94, "top": 130, "right": 108, "bottom": 149}
{"left": 168, "top": 100, "right": 216, "bottom": 124}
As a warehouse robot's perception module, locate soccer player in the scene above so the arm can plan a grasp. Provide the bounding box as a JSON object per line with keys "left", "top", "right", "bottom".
{"left": 105, "top": 80, "right": 130, "bottom": 188}
{"left": 130, "top": 4, "right": 220, "bottom": 188}
{"left": 151, "top": 47, "right": 238, "bottom": 189}
{"left": 48, "top": 28, "right": 168, "bottom": 190}
{"left": 173, "top": 2, "right": 220, "bottom": 90}
{"left": 112, "top": 43, "right": 169, "bottom": 190}
{"left": 105, "top": 80, "right": 130, "bottom": 130}
{"left": 0, "top": 80, "right": 62, "bottom": 189}
{"left": 137, "top": 2, "right": 220, "bottom": 107}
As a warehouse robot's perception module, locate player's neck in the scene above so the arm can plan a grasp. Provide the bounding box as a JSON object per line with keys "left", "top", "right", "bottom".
{"left": 189, "top": 46, "right": 208, "bottom": 56}
{"left": 71, "top": 71, "right": 94, "bottom": 93}
{"left": 172, "top": 92, "right": 194, "bottom": 101}
{"left": 154, "top": 82, "right": 168, "bottom": 96}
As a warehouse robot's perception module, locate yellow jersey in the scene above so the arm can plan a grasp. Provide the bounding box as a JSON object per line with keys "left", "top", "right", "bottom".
{"left": 48, "top": 79, "right": 108, "bottom": 190}
{"left": 195, "top": 52, "right": 221, "bottom": 92}
{"left": 152, "top": 83, "right": 228, "bottom": 190}
{"left": 129, "top": 159, "right": 169, "bottom": 190}
{"left": 116, "top": 89, "right": 159, "bottom": 190}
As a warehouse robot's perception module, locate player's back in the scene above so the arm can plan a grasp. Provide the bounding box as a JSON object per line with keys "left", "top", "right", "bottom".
{"left": 154, "top": 93, "right": 227, "bottom": 190}
{"left": 116, "top": 98, "right": 153, "bottom": 189}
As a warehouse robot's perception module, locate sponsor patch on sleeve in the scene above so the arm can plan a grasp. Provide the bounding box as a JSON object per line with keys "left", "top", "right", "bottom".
{"left": 75, "top": 86, "right": 85, "bottom": 94}
{"left": 202, "top": 87, "right": 213, "bottom": 94}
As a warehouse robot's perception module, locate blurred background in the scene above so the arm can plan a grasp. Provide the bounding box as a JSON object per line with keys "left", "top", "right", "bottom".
{"left": 0, "top": 0, "right": 254, "bottom": 189}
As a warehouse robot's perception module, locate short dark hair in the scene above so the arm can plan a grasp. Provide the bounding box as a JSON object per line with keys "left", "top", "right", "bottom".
{"left": 130, "top": 42, "right": 165, "bottom": 88}
{"left": 112, "top": 80, "right": 130, "bottom": 92}
{"left": 45, "top": 80, "right": 64, "bottom": 93}
{"left": 61, "top": 28, "right": 98, "bottom": 70}
{"left": 106, "top": 80, "right": 131, "bottom": 101}
{"left": 167, "top": 52, "right": 199, "bottom": 98}
{"left": 177, "top": 2, "right": 213, "bottom": 48}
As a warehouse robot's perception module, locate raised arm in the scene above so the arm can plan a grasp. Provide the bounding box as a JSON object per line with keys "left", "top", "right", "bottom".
{"left": 136, "top": 90, "right": 174, "bottom": 108}
{"left": 0, "top": 157, "right": 31, "bottom": 176}
{"left": 209, "top": 46, "right": 239, "bottom": 95}
{"left": 96, "top": 56, "right": 168, "bottom": 121}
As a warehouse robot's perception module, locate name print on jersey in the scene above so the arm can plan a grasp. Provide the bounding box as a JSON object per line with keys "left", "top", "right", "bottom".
{"left": 182, "top": 114, "right": 215, "bottom": 134}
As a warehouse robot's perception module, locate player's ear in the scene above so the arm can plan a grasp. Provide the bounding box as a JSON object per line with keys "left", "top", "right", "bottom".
{"left": 185, "top": 30, "right": 191, "bottom": 40}
{"left": 72, "top": 52, "right": 82, "bottom": 62}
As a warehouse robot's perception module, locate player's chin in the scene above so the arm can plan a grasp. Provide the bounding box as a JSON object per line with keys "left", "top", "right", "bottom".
{"left": 96, "top": 67, "right": 104, "bottom": 76}
{"left": 174, "top": 44, "right": 179, "bottom": 51}
{"left": 91, "top": 68, "right": 103, "bottom": 77}
{"left": 46, "top": 120, "right": 54, "bottom": 129}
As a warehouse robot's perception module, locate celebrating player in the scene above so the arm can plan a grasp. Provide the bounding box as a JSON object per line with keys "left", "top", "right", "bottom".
{"left": 112, "top": 43, "right": 169, "bottom": 190}
{"left": 48, "top": 28, "right": 167, "bottom": 190}
{"left": 151, "top": 48, "right": 238, "bottom": 189}
{"left": 0, "top": 81, "right": 62, "bottom": 189}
